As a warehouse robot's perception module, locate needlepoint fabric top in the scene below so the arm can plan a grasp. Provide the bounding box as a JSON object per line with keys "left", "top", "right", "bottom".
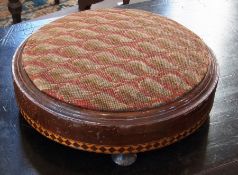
{"left": 21, "top": 9, "right": 211, "bottom": 112}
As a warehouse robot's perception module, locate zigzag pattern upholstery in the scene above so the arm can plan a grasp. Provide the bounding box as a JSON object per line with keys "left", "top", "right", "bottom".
{"left": 21, "top": 9, "right": 211, "bottom": 112}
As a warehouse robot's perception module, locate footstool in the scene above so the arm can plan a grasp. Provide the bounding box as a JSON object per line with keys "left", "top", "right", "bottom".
{"left": 12, "top": 9, "right": 219, "bottom": 166}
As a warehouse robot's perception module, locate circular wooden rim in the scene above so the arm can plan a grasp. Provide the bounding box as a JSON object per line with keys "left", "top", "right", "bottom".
{"left": 12, "top": 40, "right": 218, "bottom": 125}
{"left": 12, "top": 39, "right": 219, "bottom": 153}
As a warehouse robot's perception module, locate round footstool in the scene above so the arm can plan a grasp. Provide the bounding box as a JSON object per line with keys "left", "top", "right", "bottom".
{"left": 12, "top": 9, "right": 219, "bottom": 166}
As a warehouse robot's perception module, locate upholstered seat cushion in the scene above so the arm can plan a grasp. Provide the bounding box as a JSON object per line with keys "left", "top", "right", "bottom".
{"left": 21, "top": 9, "right": 211, "bottom": 112}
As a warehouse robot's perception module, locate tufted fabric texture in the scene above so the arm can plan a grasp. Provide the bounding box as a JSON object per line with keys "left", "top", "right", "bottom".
{"left": 22, "top": 9, "right": 211, "bottom": 112}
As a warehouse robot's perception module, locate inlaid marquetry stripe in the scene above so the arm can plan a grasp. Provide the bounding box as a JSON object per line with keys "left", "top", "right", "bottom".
{"left": 20, "top": 108, "right": 208, "bottom": 154}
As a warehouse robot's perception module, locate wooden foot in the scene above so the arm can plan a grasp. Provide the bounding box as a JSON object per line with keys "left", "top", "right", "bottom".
{"left": 78, "top": 4, "right": 92, "bottom": 11}
{"left": 78, "top": 0, "right": 92, "bottom": 11}
{"left": 8, "top": 0, "right": 22, "bottom": 24}
{"left": 54, "top": 0, "right": 60, "bottom": 5}
{"left": 123, "top": 0, "right": 130, "bottom": 5}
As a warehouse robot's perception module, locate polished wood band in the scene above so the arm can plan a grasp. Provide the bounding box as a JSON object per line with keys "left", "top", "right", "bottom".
{"left": 19, "top": 106, "right": 209, "bottom": 154}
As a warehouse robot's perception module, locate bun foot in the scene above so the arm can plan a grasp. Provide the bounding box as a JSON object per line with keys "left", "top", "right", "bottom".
{"left": 111, "top": 154, "right": 137, "bottom": 166}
